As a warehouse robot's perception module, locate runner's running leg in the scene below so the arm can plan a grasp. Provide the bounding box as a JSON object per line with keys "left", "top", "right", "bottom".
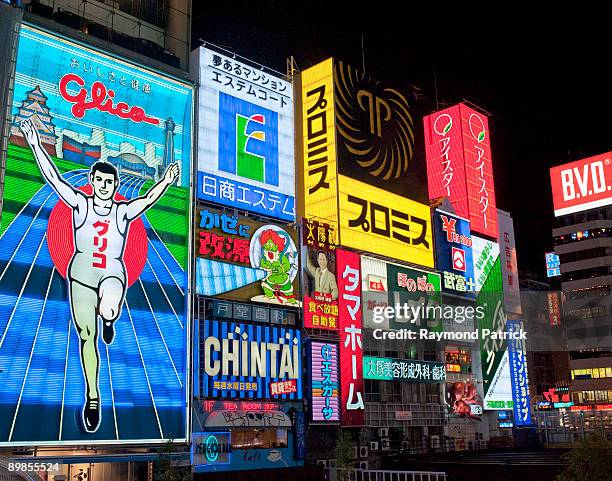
{"left": 99, "top": 276, "right": 125, "bottom": 345}
{"left": 70, "top": 281, "right": 101, "bottom": 433}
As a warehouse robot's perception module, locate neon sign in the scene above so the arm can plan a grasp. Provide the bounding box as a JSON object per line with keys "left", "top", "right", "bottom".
{"left": 59, "top": 73, "right": 159, "bottom": 124}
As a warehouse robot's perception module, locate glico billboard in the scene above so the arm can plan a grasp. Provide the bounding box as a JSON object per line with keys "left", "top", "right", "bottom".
{"left": 192, "top": 47, "right": 295, "bottom": 221}
{"left": 0, "top": 24, "right": 192, "bottom": 444}
{"left": 550, "top": 152, "right": 612, "bottom": 216}
{"left": 298, "top": 59, "right": 433, "bottom": 268}
{"left": 424, "top": 103, "right": 498, "bottom": 239}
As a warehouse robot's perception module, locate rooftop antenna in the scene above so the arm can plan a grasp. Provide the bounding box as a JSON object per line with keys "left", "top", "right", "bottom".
{"left": 287, "top": 56, "right": 299, "bottom": 79}
{"left": 433, "top": 66, "right": 439, "bottom": 111}
{"left": 361, "top": 32, "right": 366, "bottom": 73}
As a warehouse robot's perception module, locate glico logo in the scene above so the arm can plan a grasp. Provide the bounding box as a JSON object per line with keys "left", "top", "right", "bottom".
{"left": 58, "top": 73, "right": 159, "bottom": 125}
{"left": 218, "top": 92, "right": 279, "bottom": 186}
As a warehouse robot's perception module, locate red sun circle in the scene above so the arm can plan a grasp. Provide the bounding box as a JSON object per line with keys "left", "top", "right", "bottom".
{"left": 47, "top": 185, "right": 148, "bottom": 287}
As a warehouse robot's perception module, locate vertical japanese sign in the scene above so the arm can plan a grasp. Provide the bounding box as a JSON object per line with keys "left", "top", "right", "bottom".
{"left": 472, "top": 236, "right": 500, "bottom": 292}
{"left": 302, "top": 218, "right": 338, "bottom": 330}
{"left": 337, "top": 249, "right": 365, "bottom": 425}
{"left": 193, "top": 47, "right": 295, "bottom": 221}
{"left": 461, "top": 104, "right": 497, "bottom": 238}
{"left": 310, "top": 342, "right": 340, "bottom": 422}
{"left": 497, "top": 209, "right": 521, "bottom": 315}
{"left": 299, "top": 58, "right": 338, "bottom": 229}
{"left": 547, "top": 292, "right": 561, "bottom": 326}
{"left": 477, "top": 257, "right": 513, "bottom": 410}
{"left": 1, "top": 24, "right": 192, "bottom": 444}
{"left": 432, "top": 209, "right": 476, "bottom": 297}
{"left": 424, "top": 105, "right": 467, "bottom": 216}
{"left": 423, "top": 103, "right": 498, "bottom": 239}
{"left": 545, "top": 252, "right": 561, "bottom": 277}
{"left": 507, "top": 320, "right": 532, "bottom": 426}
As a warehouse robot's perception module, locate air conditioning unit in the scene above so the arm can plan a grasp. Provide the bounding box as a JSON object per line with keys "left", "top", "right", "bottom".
{"left": 381, "top": 438, "right": 391, "bottom": 450}
{"left": 351, "top": 446, "right": 358, "bottom": 459}
{"left": 359, "top": 446, "right": 368, "bottom": 458}
{"left": 359, "top": 461, "right": 369, "bottom": 471}
{"left": 401, "top": 440, "right": 410, "bottom": 451}
{"left": 369, "top": 441, "right": 379, "bottom": 451}
{"left": 378, "top": 427, "right": 389, "bottom": 437}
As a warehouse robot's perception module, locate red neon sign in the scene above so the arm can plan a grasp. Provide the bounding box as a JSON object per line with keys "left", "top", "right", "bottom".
{"left": 337, "top": 249, "right": 365, "bottom": 426}
{"left": 59, "top": 73, "right": 159, "bottom": 125}
{"left": 424, "top": 103, "right": 498, "bottom": 238}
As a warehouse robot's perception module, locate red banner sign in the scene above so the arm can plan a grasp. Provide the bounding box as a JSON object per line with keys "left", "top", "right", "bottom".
{"left": 337, "top": 249, "right": 365, "bottom": 425}
{"left": 303, "top": 296, "right": 339, "bottom": 330}
{"left": 424, "top": 105, "right": 468, "bottom": 217}
{"left": 424, "top": 103, "right": 498, "bottom": 238}
{"left": 550, "top": 152, "right": 612, "bottom": 217}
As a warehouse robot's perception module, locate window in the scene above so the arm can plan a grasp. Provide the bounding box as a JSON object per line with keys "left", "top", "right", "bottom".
{"left": 231, "top": 429, "right": 287, "bottom": 450}
{"left": 559, "top": 247, "right": 609, "bottom": 263}
{"left": 571, "top": 368, "right": 612, "bottom": 380}
{"left": 365, "top": 379, "right": 381, "bottom": 403}
{"left": 554, "top": 227, "right": 612, "bottom": 245}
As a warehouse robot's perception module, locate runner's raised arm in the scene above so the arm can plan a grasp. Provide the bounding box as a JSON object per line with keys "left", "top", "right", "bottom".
{"left": 20, "top": 118, "right": 85, "bottom": 210}
{"left": 122, "top": 162, "right": 179, "bottom": 221}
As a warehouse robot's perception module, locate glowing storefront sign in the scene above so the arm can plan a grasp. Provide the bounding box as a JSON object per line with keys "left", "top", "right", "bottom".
{"left": 433, "top": 209, "right": 475, "bottom": 296}
{"left": 364, "top": 357, "right": 446, "bottom": 383}
{"left": 310, "top": 342, "right": 340, "bottom": 422}
{"left": 192, "top": 432, "right": 232, "bottom": 466}
{"left": 337, "top": 249, "right": 365, "bottom": 425}
{"left": 200, "top": 320, "right": 302, "bottom": 400}
{"left": 299, "top": 58, "right": 338, "bottom": 229}
{"left": 424, "top": 103, "right": 498, "bottom": 238}
{"left": 507, "top": 320, "right": 532, "bottom": 425}
{"left": 196, "top": 216, "right": 300, "bottom": 308}
{"left": 338, "top": 175, "right": 433, "bottom": 268}
{"left": 1, "top": 24, "right": 192, "bottom": 444}
{"left": 550, "top": 152, "right": 612, "bottom": 216}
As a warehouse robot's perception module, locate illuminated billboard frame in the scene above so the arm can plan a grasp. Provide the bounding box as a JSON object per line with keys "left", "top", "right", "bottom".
{"left": 0, "top": 23, "right": 192, "bottom": 446}
{"left": 309, "top": 341, "right": 340, "bottom": 422}
{"left": 193, "top": 47, "right": 295, "bottom": 221}
{"left": 337, "top": 249, "right": 365, "bottom": 426}
{"left": 550, "top": 152, "right": 612, "bottom": 217}
{"left": 424, "top": 103, "right": 498, "bottom": 239}
{"left": 200, "top": 320, "right": 302, "bottom": 400}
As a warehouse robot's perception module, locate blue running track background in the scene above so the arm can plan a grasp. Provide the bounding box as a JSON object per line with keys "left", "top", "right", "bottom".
{"left": 0, "top": 171, "right": 188, "bottom": 444}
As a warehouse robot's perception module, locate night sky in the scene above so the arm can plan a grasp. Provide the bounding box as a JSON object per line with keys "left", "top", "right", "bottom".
{"left": 191, "top": 3, "right": 611, "bottom": 277}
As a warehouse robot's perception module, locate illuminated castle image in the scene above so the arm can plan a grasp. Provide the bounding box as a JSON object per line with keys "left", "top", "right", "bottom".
{"left": 10, "top": 85, "right": 177, "bottom": 183}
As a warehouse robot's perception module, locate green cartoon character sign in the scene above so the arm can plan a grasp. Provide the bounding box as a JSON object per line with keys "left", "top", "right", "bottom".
{"left": 249, "top": 226, "right": 301, "bottom": 306}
